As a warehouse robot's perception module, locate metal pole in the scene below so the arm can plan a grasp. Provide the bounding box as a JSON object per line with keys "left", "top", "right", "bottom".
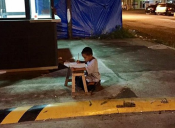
{"left": 25, "top": 0, "right": 31, "bottom": 19}
{"left": 51, "top": 0, "right": 54, "bottom": 19}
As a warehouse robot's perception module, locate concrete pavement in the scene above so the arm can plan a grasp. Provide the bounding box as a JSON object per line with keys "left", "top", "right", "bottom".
{"left": 0, "top": 39, "right": 175, "bottom": 108}
{"left": 0, "top": 38, "right": 175, "bottom": 125}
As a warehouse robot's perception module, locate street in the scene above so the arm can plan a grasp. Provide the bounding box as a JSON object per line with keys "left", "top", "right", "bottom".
{"left": 123, "top": 10, "right": 175, "bottom": 47}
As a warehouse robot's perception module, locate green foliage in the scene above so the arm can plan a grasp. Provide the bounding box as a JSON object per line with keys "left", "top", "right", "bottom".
{"left": 91, "top": 28, "right": 135, "bottom": 39}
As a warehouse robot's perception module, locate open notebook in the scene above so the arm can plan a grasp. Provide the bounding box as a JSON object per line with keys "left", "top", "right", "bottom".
{"left": 64, "top": 62, "right": 86, "bottom": 68}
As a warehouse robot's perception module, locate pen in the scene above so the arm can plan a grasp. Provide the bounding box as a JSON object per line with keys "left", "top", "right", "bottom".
{"left": 78, "top": 53, "right": 79, "bottom": 61}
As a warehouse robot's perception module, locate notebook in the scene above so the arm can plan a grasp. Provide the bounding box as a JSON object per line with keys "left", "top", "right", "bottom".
{"left": 64, "top": 62, "right": 86, "bottom": 68}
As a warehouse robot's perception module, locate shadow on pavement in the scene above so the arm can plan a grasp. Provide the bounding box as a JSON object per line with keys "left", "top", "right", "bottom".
{"left": 116, "top": 87, "right": 137, "bottom": 99}
{"left": 0, "top": 48, "right": 74, "bottom": 88}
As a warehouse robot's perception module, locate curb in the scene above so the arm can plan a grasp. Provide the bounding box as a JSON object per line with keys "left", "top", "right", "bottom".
{"left": 1, "top": 97, "right": 175, "bottom": 125}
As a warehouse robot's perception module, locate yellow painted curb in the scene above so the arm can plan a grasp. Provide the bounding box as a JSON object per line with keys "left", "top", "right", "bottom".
{"left": 1, "top": 97, "right": 175, "bottom": 125}
{"left": 1, "top": 106, "right": 33, "bottom": 124}
{"left": 36, "top": 98, "right": 175, "bottom": 121}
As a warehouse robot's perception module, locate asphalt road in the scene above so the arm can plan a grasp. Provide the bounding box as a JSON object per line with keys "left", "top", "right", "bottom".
{"left": 123, "top": 10, "right": 175, "bottom": 47}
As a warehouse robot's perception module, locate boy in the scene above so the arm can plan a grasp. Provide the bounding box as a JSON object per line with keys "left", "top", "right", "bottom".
{"left": 71, "top": 47, "right": 101, "bottom": 91}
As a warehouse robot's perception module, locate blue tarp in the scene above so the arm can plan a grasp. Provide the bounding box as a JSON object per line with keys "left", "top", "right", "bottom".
{"left": 54, "top": 0, "right": 68, "bottom": 38}
{"left": 54, "top": 0, "right": 122, "bottom": 38}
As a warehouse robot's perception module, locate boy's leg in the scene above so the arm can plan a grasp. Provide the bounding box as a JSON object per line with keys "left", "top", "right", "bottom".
{"left": 87, "top": 82, "right": 96, "bottom": 91}
{"left": 87, "top": 81, "right": 103, "bottom": 92}
{"left": 75, "top": 76, "right": 84, "bottom": 89}
{"left": 75, "top": 77, "right": 100, "bottom": 92}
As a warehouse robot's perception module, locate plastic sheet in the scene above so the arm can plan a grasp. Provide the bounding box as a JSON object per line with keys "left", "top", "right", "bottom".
{"left": 54, "top": 0, "right": 122, "bottom": 38}
{"left": 54, "top": 0, "right": 68, "bottom": 39}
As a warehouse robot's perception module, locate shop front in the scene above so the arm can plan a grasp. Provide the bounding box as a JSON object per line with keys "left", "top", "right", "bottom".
{"left": 0, "top": 0, "right": 61, "bottom": 71}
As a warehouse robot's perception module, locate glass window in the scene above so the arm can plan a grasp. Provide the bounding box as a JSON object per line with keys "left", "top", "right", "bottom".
{"left": 0, "top": 0, "right": 53, "bottom": 19}
{"left": 0, "top": 0, "right": 26, "bottom": 18}
{"left": 30, "top": 0, "right": 52, "bottom": 19}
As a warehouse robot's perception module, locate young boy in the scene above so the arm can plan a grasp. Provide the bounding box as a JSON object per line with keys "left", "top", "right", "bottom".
{"left": 71, "top": 47, "right": 101, "bottom": 91}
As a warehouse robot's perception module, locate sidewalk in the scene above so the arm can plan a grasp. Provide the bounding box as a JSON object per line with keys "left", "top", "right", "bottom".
{"left": 0, "top": 38, "right": 175, "bottom": 124}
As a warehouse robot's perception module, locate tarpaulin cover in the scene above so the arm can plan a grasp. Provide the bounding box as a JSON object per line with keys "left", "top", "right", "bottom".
{"left": 54, "top": 0, "right": 122, "bottom": 38}
{"left": 54, "top": 0, "right": 68, "bottom": 38}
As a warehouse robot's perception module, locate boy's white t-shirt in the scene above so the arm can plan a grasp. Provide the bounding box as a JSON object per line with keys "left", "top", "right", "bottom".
{"left": 85, "top": 58, "right": 100, "bottom": 82}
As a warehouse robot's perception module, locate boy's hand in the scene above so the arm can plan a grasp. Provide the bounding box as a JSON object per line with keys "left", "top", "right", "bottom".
{"left": 76, "top": 60, "right": 80, "bottom": 63}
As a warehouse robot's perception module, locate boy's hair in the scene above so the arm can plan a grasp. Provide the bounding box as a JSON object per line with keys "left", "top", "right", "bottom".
{"left": 81, "top": 47, "right": 93, "bottom": 55}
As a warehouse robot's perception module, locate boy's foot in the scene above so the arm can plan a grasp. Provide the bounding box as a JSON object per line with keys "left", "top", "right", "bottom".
{"left": 95, "top": 85, "right": 103, "bottom": 91}
{"left": 87, "top": 85, "right": 95, "bottom": 92}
